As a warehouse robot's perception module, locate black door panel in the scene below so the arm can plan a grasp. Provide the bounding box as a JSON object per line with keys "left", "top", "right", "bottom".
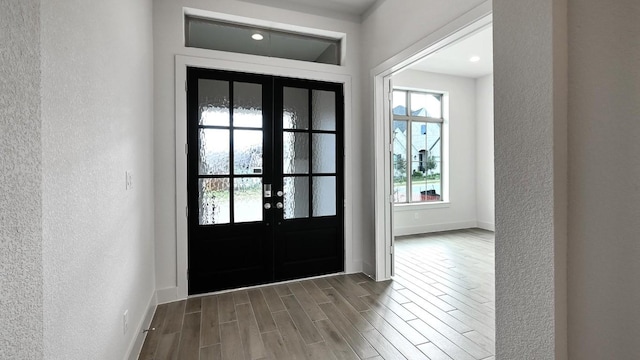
{"left": 187, "top": 68, "right": 343, "bottom": 294}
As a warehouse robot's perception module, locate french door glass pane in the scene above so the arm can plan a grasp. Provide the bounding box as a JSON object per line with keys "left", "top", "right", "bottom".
{"left": 410, "top": 92, "right": 442, "bottom": 118}
{"left": 312, "top": 134, "right": 336, "bottom": 173}
{"left": 234, "top": 178, "right": 263, "bottom": 223}
{"left": 283, "top": 176, "right": 309, "bottom": 219}
{"left": 283, "top": 87, "right": 309, "bottom": 129}
{"left": 199, "top": 79, "right": 229, "bottom": 126}
{"left": 312, "top": 90, "right": 336, "bottom": 131}
{"left": 233, "top": 82, "right": 262, "bottom": 128}
{"left": 199, "top": 178, "right": 230, "bottom": 225}
{"left": 199, "top": 129, "right": 229, "bottom": 175}
{"left": 312, "top": 176, "right": 336, "bottom": 217}
{"left": 233, "top": 130, "right": 262, "bottom": 174}
{"left": 283, "top": 132, "right": 309, "bottom": 174}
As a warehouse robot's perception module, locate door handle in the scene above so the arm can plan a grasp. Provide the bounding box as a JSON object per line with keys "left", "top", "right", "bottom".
{"left": 264, "top": 203, "right": 272, "bottom": 210}
{"left": 276, "top": 190, "right": 284, "bottom": 197}
{"left": 276, "top": 202, "right": 284, "bottom": 209}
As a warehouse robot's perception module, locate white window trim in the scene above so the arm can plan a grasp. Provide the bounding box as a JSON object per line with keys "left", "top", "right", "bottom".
{"left": 393, "top": 201, "right": 451, "bottom": 211}
{"left": 391, "top": 88, "right": 447, "bottom": 205}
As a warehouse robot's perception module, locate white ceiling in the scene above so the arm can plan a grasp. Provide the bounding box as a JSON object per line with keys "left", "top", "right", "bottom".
{"left": 238, "top": 0, "right": 379, "bottom": 20}
{"left": 281, "top": 0, "right": 379, "bottom": 15}
{"left": 409, "top": 26, "right": 493, "bottom": 78}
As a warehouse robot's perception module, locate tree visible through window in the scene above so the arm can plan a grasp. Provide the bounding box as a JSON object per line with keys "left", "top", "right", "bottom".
{"left": 392, "top": 89, "right": 443, "bottom": 203}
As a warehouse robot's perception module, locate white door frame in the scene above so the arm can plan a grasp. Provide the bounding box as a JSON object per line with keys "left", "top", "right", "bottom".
{"left": 371, "top": 1, "right": 492, "bottom": 281}
{"left": 175, "top": 54, "right": 354, "bottom": 299}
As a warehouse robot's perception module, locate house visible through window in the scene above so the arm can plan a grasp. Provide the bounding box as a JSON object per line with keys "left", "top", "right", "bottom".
{"left": 392, "top": 89, "right": 444, "bottom": 203}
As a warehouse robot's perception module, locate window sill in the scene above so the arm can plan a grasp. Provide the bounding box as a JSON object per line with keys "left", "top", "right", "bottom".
{"left": 393, "top": 201, "right": 451, "bottom": 211}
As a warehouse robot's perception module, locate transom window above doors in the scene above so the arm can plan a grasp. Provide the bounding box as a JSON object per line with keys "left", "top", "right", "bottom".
{"left": 392, "top": 89, "right": 445, "bottom": 204}
{"left": 184, "top": 15, "right": 343, "bottom": 65}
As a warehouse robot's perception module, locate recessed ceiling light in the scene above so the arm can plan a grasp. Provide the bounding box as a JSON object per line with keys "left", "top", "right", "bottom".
{"left": 469, "top": 56, "right": 481, "bottom": 62}
{"left": 251, "top": 33, "right": 264, "bottom": 41}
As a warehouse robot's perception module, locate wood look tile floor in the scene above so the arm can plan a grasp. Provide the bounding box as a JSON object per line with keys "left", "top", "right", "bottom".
{"left": 139, "top": 229, "right": 495, "bottom": 360}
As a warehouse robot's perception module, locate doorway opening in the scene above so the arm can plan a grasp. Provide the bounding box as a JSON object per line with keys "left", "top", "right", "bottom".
{"left": 371, "top": 2, "right": 493, "bottom": 284}
{"left": 372, "top": 6, "right": 495, "bottom": 358}
{"left": 389, "top": 23, "right": 495, "bottom": 257}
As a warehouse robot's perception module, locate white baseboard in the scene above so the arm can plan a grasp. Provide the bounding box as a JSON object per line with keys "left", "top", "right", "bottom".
{"left": 125, "top": 292, "right": 157, "bottom": 360}
{"left": 393, "top": 220, "right": 478, "bottom": 237}
{"left": 477, "top": 221, "right": 495, "bottom": 231}
{"left": 156, "top": 286, "right": 180, "bottom": 304}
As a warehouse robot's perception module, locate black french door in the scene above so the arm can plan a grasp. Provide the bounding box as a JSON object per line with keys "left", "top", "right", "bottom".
{"left": 187, "top": 67, "right": 344, "bottom": 295}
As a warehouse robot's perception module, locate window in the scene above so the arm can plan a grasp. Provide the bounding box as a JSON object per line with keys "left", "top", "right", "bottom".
{"left": 185, "top": 16, "right": 342, "bottom": 65}
{"left": 392, "top": 89, "right": 443, "bottom": 203}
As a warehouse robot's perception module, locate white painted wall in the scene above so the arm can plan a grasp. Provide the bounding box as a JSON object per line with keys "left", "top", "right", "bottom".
{"left": 40, "top": 0, "right": 156, "bottom": 359}
{"left": 494, "top": 0, "right": 568, "bottom": 358}
{"left": 153, "top": 0, "right": 363, "bottom": 296}
{"left": 391, "top": 70, "right": 478, "bottom": 235}
{"left": 475, "top": 74, "right": 494, "bottom": 230}
{"left": 360, "top": 0, "right": 486, "bottom": 274}
{"left": 0, "top": 1, "right": 43, "bottom": 359}
{"left": 567, "top": 1, "right": 640, "bottom": 358}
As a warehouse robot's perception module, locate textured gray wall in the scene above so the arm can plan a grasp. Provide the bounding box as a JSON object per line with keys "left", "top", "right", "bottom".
{"left": 494, "top": 0, "right": 568, "bottom": 358}
{"left": 0, "top": 1, "right": 43, "bottom": 359}
{"left": 40, "top": 0, "right": 156, "bottom": 358}
{"left": 568, "top": 1, "right": 640, "bottom": 358}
